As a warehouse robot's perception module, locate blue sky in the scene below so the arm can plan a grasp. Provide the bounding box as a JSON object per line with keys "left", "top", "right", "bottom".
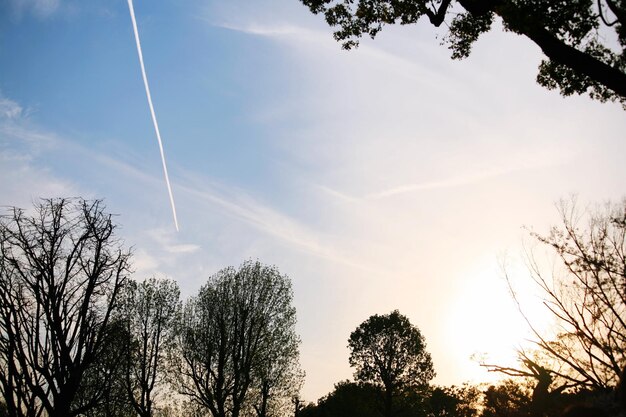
{"left": 2, "top": 0, "right": 626, "bottom": 402}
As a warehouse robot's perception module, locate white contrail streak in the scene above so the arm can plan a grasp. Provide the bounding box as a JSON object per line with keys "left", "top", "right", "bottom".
{"left": 127, "top": 0, "right": 180, "bottom": 231}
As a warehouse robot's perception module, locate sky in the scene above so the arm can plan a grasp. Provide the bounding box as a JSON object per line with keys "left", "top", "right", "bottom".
{"left": 1, "top": 0, "right": 626, "bottom": 403}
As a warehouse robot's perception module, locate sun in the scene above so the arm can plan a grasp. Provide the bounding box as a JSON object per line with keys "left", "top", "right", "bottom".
{"left": 440, "top": 259, "right": 555, "bottom": 385}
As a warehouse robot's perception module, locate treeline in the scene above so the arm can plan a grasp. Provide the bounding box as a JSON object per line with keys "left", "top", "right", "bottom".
{"left": 2, "top": 197, "right": 626, "bottom": 417}
{"left": 0, "top": 199, "right": 302, "bottom": 417}
{"left": 298, "top": 198, "right": 626, "bottom": 417}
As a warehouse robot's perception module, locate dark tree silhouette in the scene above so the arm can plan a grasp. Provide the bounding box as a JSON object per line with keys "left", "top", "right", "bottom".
{"left": 300, "top": 0, "right": 626, "bottom": 105}
{"left": 495, "top": 200, "right": 626, "bottom": 390}
{"left": 482, "top": 379, "right": 532, "bottom": 417}
{"left": 175, "top": 260, "right": 300, "bottom": 417}
{"left": 348, "top": 310, "right": 435, "bottom": 417}
{"left": 250, "top": 312, "right": 303, "bottom": 417}
{"left": 122, "top": 277, "right": 181, "bottom": 417}
{"left": 307, "top": 380, "right": 381, "bottom": 417}
{"left": 0, "top": 198, "right": 131, "bottom": 417}
{"left": 427, "top": 384, "right": 481, "bottom": 417}
{"left": 480, "top": 199, "right": 626, "bottom": 417}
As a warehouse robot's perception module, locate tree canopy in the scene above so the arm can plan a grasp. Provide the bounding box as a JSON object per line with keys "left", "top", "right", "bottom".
{"left": 300, "top": 0, "right": 626, "bottom": 105}
{"left": 175, "top": 260, "right": 301, "bottom": 417}
{"left": 348, "top": 310, "right": 435, "bottom": 417}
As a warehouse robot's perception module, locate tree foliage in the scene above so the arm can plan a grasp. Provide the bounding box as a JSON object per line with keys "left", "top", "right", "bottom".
{"left": 0, "top": 198, "right": 131, "bottom": 417}
{"left": 298, "top": 381, "right": 382, "bottom": 417}
{"left": 122, "top": 277, "right": 181, "bottom": 417}
{"left": 300, "top": 0, "right": 626, "bottom": 105}
{"left": 175, "top": 260, "right": 301, "bottom": 417}
{"left": 426, "top": 384, "right": 481, "bottom": 417}
{"left": 348, "top": 310, "right": 435, "bottom": 417}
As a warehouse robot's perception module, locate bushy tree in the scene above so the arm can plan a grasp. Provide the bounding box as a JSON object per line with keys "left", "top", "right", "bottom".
{"left": 0, "top": 198, "right": 131, "bottom": 417}
{"left": 348, "top": 310, "right": 435, "bottom": 417}
{"left": 300, "top": 0, "right": 626, "bottom": 105}
{"left": 427, "top": 384, "right": 481, "bottom": 417}
{"left": 175, "top": 260, "right": 301, "bottom": 417}
{"left": 482, "top": 379, "right": 532, "bottom": 417}
{"left": 299, "top": 380, "right": 381, "bottom": 417}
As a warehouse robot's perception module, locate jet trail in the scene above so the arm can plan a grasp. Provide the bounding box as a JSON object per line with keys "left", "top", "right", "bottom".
{"left": 127, "top": 0, "right": 180, "bottom": 231}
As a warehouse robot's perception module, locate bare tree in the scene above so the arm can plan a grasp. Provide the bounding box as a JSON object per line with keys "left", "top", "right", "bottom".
{"left": 122, "top": 277, "right": 181, "bottom": 417}
{"left": 0, "top": 198, "right": 131, "bottom": 417}
{"left": 483, "top": 199, "right": 626, "bottom": 401}
{"left": 175, "top": 260, "right": 300, "bottom": 417}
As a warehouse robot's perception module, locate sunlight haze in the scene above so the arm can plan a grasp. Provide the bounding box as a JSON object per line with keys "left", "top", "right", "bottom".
{"left": 1, "top": 0, "right": 625, "bottom": 403}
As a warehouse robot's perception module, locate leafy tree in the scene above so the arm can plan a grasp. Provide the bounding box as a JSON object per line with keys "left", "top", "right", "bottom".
{"left": 122, "top": 277, "right": 181, "bottom": 417}
{"left": 426, "top": 384, "right": 481, "bottom": 417}
{"left": 317, "top": 380, "right": 381, "bottom": 417}
{"left": 0, "top": 198, "right": 131, "bottom": 417}
{"left": 299, "top": 0, "right": 626, "bottom": 105}
{"left": 250, "top": 327, "right": 304, "bottom": 417}
{"left": 482, "top": 379, "right": 532, "bottom": 417}
{"left": 348, "top": 310, "right": 435, "bottom": 417}
{"left": 175, "top": 260, "right": 301, "bottom": 417}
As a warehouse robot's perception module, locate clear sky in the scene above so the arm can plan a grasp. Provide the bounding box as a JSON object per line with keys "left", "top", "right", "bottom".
{"left": 1, "top": 0, "right": 625, "bottom": 402}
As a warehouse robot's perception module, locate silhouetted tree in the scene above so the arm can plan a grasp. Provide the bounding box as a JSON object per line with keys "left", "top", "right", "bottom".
{"left": 487, "top": 200, "right": 626, "bottom": 392}
{"left": 427, "top": 384, "right": 481, "bottom": 417}
{"left": 175, "top": 260, "right": 300, "bottom": 417}
{"left": 77, "top": 318, "right": 135, "bottom": 417}
{"left": 300, "top": 0, "right": 626, "bottom": 105}
{"left": 348, "top": 310, "right": 435, "bottom": 417}
{"left": 482, "top": 379, "right": 532, "bottom": 417}
{"left": 250, "top": 327, "right": 304, "bottom": 417}
{"left": 122, "top": 277, "right": 181, "bottom": 417}
{"left": 0, "top": 198, "right": 131, "bottom": 417}
{"left": 299, "top": 381, "right": 381, "bottom": 417}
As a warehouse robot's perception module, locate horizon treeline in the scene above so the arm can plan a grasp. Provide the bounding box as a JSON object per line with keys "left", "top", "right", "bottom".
{"left": 1, "top": 197, "right": 625, "bottom": 417}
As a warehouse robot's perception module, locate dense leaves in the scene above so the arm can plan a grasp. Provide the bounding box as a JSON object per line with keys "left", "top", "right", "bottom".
{"left": 300, "top": 0, "right": 626, "bottom": 104}
{"left": 349, "top": 310, "right": 435, "bottom": 417}
{"left": 175, "top": 260, "right": 301, "bottom": 417}
{"left": 122, "top": 278, "right": 181, "bottom": 417}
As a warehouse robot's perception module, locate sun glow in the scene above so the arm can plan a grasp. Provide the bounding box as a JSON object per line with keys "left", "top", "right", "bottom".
{"left": 441, "top": 259, "right": 556, "bottom": 384}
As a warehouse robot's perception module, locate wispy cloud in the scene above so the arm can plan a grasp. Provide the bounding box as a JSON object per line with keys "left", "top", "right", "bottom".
{"left": 0, "top": 97, "right": 23, "bottom": 120}
{"left": 175, "top": 177, "right": 379, "bottom": 273}
{"left": 8, "top": 0, "right": 60, "bottom": 19}
{"left": 0, "top": 99, "right": 376, "bottom": 274}
{"left": 366, "top": 166, "right": 529, "bottom": 199}
{"left": 147, "top": 228, "right": 200, "bottom": 255}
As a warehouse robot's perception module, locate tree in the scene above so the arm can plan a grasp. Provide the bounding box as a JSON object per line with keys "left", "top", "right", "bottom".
{"left": 175, "top": 260, "right": 301, "bottom": 417}
{"left": 0, "top": 198, "right": 131, "bottom": 417}
{"left": 482, "top": 379, "right": 532, "bottom": 417}
{"left": 509, "top": 200, "right": 625, "bottom": 390}
{"left": 426, "top": 385, "right": 481, "bottom": 417}
{"left": 250, "top": 324, "right": 304, "bottom": 417}
{"left": 299, "top": 0, "right": 626, "bottom": 105}
{"left": 348, "top": 310, "right": 435, "bottom": 417}
{"left": 480, "top": 198, "right": 626, "bottom": 417}
{"left": 122, "top": 277, "right": 181, "bottom": 417}
{"left": 309, "top": 380, "right": 382, "bottom": 417}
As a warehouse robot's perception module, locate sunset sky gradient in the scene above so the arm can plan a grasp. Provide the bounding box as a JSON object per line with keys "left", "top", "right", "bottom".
{"left": 1, "top": 0, "right": 625, "bottom": 401}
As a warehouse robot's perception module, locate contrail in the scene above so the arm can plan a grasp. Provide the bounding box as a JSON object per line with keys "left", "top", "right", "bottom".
{"left": 127, "top": 0, "right": 180, "bottom": 231}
